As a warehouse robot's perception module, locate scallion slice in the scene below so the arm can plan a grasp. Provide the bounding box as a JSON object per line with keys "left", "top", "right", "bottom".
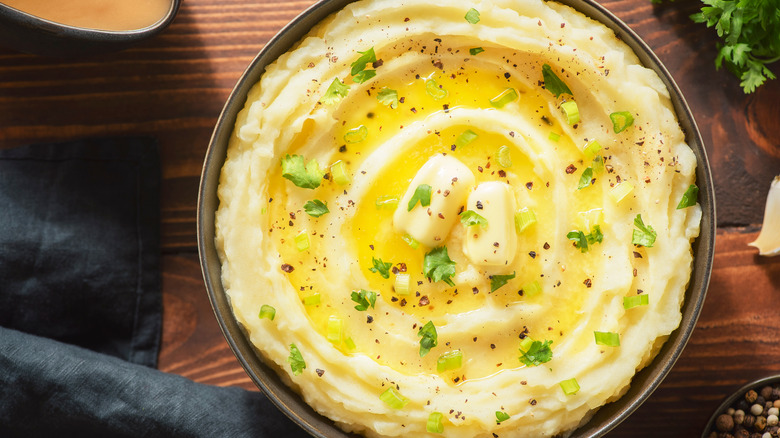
{"left": 548, "top": 131, "right": 561, "bottom": 142}
{"left": 295, "top": 231, "right": 310, "bottom": 252}
{"left": 379, "top": 387, "right": 409, "bottom": 409}
{"left": 592, "top": 155, "right": 605, "bottom": 175}
{"left": 455, "top": 129, "right": 478, "bottom": 148}
{"left": 609, "top": 181, "right": 634, "bottom": 203}
{"left": 436, "top": 350, "right": 463, "bottom": 372}
{"left": 514, "top": 208, "right": 537, "bottom": 233}
{"left": 594, "top": 331, "right": 620, "bottom": 347}
{"left": 583, "top": 139, "right": 601, "bottom": 159}
{"left": 495, "top": 411, "right": 510, "bottom": 423}
{"left": 330, "top": 160, "right": 351, "bottom": 185}
{"left": 327, "top": 315, "right": 343, "bottom": 343}
{"left": 497, "top": 145, "right": 512, "bottom": 168}
{"left": 623, "top": 294, "right": 649, "bottom": 309}
{"left": 259, "top": 304, "right": 276, "bottom": 321}
{"left": 344, "top": 337, "right": 357, "bottom": 351}
{"left": 401, "top": 234, "right": 420, "bottom": 249}
{"left": 375, "top": 195, "right": 399, "bottom": 210}
{"left": 426, "top": 79, "right": 448, "bottom": 100}
{"left": 427, "top": 412, "right": 444, "bottom": 433}
{"left": 609, "top": 111, "right": 634, "bottom": 133}
{"left": 469, "top": 47, "right": 484, "bottom": 55}
{"left": 394, "top": 273, "right": 411, "bottom": 296}
{"left": 303, "top": 293, "right": 321, "bottom": 306}
{"left": 560, "top": 378, "right": 580, "bottom": 395}
{"left": 344, "top": 125, "right": 368, "bottom": 143}
{"left": 464, "top": 8, "right": 480, "bottom": 24}
{"left": 522, "top": 280, "right": 542, "bottom": 297}
{"left": 560, "top": 101, "right": 580, "bottom": 125}
{"left": 489, "top": 88, "right": 519, "bottom": 108}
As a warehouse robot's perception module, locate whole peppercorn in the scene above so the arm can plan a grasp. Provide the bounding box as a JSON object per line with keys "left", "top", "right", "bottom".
{"left": 771, "top": 387, "right": 780, "bottom": 401}
{"left": 754, "top": 415, "right": 767, "bottom": 432}
{"left": 747, "top": 390, "right": 759, "bottom": 404}
{"left": 749, "top": 433, "right": 762, "bottom": 438}
{"left": 735, "top": 410, "right": 747, "bottom": 425}
{"left": 761, "top": 386, "right": 774, "bottom": 400}
{"left": 774, "top": 400, "right": 780, "bottom": 409}
{"left": 767, "top": 425, "right": 779, "bottom": 435}
{"left": 735, "top": 429, "right": 750, "bottom": 438}
{"left": 744, "top": 414, "right": 757, "bottom": 428}
{"left": 767, "top": 414, "right": 778, "bottom": 426}
{"left": 738, "top": 400, "right": 752, "bottom": 411}
{"left": 752, "top": 404, "right": 765, "bottom": 416}
{"left": 718, "top": 414, "right": 736, "bottom": 432}
{"left": 757, "top": 396, "right": 767, "bottom": 407}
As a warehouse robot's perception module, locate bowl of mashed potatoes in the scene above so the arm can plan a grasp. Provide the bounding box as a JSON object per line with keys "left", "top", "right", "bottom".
{"left": 198, "top": 0, "right": 716, "bottom": 436}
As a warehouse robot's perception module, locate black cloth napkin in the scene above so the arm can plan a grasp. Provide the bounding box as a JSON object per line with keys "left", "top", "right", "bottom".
{"left": 0, "top": 139, "right": 310, "bottom": 438}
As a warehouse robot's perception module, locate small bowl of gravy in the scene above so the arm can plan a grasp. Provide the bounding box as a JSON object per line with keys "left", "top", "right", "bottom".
{"left": 0, "top": 0, "right": 179, "bottom": 56}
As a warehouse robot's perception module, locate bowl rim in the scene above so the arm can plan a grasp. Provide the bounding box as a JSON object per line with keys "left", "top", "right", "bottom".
{"left": 700, "top": 374, "right": 780, "bottom": 438}
{"left": 197, "top": 0, "right": 717, "bottom": 437}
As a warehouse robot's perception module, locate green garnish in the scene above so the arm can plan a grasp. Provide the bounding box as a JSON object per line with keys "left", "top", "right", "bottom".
{"left": 497, "top": 145, "right": 512, "bottom": 167}
{"left": 295, "top": 231, "right": 310, "bottom": 252}
{"left": 350, "top": 47, "right": 376, "bottom": 76}
{"left": 344, "top": 125, "right": 368, "bottom": 143}
{"left": 375, "top": 195, "right": 399, "bottom": 210}
{"left": 623, "top": 294, "right": 649, "bottom": 309}
{"left": 394, "top": 273, "right": 411, "bottom": 296}
{"left": 567, "top": 225, "right": 603, "bottom": 252}
{"left": 303, "top": 293, "right": 320, "bottom": 306}
{"left": 460, "top": 210, "right": 488, "bottom": 228}
{"left": 369, "top": 257, "right": 392, "bottom": 279}
{"left": 609, "top": 111, "right": 635, "bottom": 133}
{"left": 560, "top": 378, "right": 580, "bottom": 395}
{"left": 548, "top": 132, "right": 561, "bottom": 142}
{"left": 592, "top": 155, "right": 605, "bottom": 174}
{"left": 514, "top": 207, "right": 537, "bottom": 233}
{"left": 326, "top": 315, "right": 343, "bottom": 343}
{"left": 465, "top": 7, "right": 480, "bottom": 24}
{"left": 436, "top": 350, "right": 463, "bottom": 372}
{"left": 455, "top": 129, "right": 478, "bottom": 148}
{"left": 489, "top": 88, "right": 518, "bottom": 108}
{"left": 379, "top": 387, "right": 409, "bottom": 409}
{"left": 352, "top": 69, "right": 376, "bottom": 84}
{"left": 259, "top": 304, "right": 276, "bottom": 320}
{"left": 402, "top": 234, "right": 420, "bottom": 249}
{"left": 418, "top": 320, "right": 438, "bottom": 357}
{"left": 427, "top": 412, "right": 444, "bottom": 433}
{"left": 281, "top": 154, "right": 324, "bottom": 189}
{"left": 521, "top": 280, "right": 542, "bottom": 297}
{"left": 583, "top": 139, "right": 602, "bottom": 159}
{"left": 542, "top": 63, "right": 573, "bottom": 98}
{"left": 519, "top": 338, "right": 553, "bottom": 366}
{"left": 407, "top": 184, "right": 432, "bottom": 211}
{"left": 594, "top": 331, "right": 620, "bottom": 347}
{"left": 632, "top": 214, "right": 657, "bottom": 247}
{"left": 330, "top": 160, "right": 351, "bottom": 185}
{"left": 577, "top": 167, "right": 594, "bottom": 190}
{"left": 676, "top": 184, "right": 699, "bottom": 209}
{"left": 303, "top": 199, "right": 329, "bottom": 217}
{"left": 351, "top": 289, "right": 377, "bottom": 311}
{"left": 321, "top": 77, "right": 350, "bottom": 105}
{"left": 495, "top": 411, "right": 511, "bottom": 423}
{"left": 469, "top": 47, "right": 485, "bottom": 55}
{"left": 377, "top": 87, "right": 399, "bottom": 109}
{"left": 490, "top": 271, "right": 516, "bottom": 292}
{"left": 426, "top": 79, "right": 449, "bottom": 100}
{"left": 423, "top": 246, "right": 457, "bottom": 287}
{"left": 344, "top": 337, "right": 357, "bottom": 351}
{"left": 288, "top": 343, "right": 306, "bottom": 375}
{"left": 560, "top": 100, "right": 580, "bottom": 125}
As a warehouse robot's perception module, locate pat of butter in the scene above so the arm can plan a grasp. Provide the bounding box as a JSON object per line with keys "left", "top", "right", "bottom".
{"left": 393, "top": 154, "right": 475, "bottom": 247}
{"left": 463, "top": 181, "right": 517, "bottom": 267}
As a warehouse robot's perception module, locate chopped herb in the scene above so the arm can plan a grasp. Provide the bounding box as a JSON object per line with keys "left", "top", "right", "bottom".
{"left": 377, "top": 87, "right": 399, "bottom": 108}
{"left": 496, "top": 411, "right": 511, "bottom": 423}
{"left": 567, "top": 225, "right": 602, "bottom": 252}
{"left": 369, "top": 257, "right": 392, "bottom": 279}
{"left": 583, "top": 139, "right": 601, "bottom": 159}
{"left": 423, "top": 246, "right": 457, "bottom": 287}
{"left": 427, "top": 412, "right": 444, "bottom": 433}
{"left": 542, "top": 63, "right": 573, "bottom": 98}
{"left": 609, "top": 111, "right": 634, "bottom": 133}
{"left": 464, "top": 8, "right": 480, "bottom": 24}
{"left": 321, "top": 77, "right": 350, "bottom": 105}
{"left": 577, "top": 167, "right": 594, "bottom": 190}
{"left": 303, "top": 199, "right": 329, "bottom": 217}
{"left": 375, "top": 195, "right": 399, "bottom": 210}
{"left": 560, "top": 100, "right": 580, "bottom": 125}
{"left": 330, "top": 160, "right": 351, "bottom": 185}
{"left": 594, "top": 331, "right": 620, "bottom": 347}
{"left": 426, "top": 79, "right": 449, "bottom": 100}
{"left": 344, "top": 125, "right": 368, "bottom": 143}
{"left": 455, "top": 129, "right": 478, "bottom": 148}
{"left": 326, "top": 315, "right": 343, "bottom": 343}
{"left": 460, "top": 210, "right": 488, "bottom": 228}
{"left": 592, "top": 155, "right": 605, "bottom": 174}
{"left": 623, "top": 294, "right": 649, "bottom": 309}
{"left": 303, "top": 293, "right": 321, "bottom": 306}
{"left": 490, "top": 271, "right": 516, "bottom": 292}
{"left": 402, "top": 234, "right": 420, "bottom": 249}
{"left": 288, "top": 343, "right": 306, "bottom": 375}
{"left": 522, "top": 280, "right": 542, "bottom": 297}
{"left": 418, "top": 320, "right": 438, "bottom": 357}
{"left": 519, "top": 339, "right": 553, "bottom": 366}
{"left": 281, "top": 154, "right": 324, "bottom": 189}
{"left": 497, "top": 145, "right": 512, "bottom": 167}
{"left": 609, "top": 181, "right": 634, "bottom": 203}
{"left": 394, "top": 273, "right": 411, "bottom": 296}
{"left": 352, "top": 69, "right": 376, "bottom": 84}
{"left": 514, "top": 208, "right": 537, "bottom": 233}
{"left": 548, "top": 132, "right": 561, "bottom": 142}
{"left": 436, "top": 350, "right": 463, "bottom": 372}
{"left": 351, "top": 289, "right": 377, "bottom": 311}
{"left": 350, "top": 47, "right": 376, "bottom": 76}
{"left": 560, "top": 378, "right": 580, "bottom": 395}
{"left": 676, "top": 184, "right": 699, "bottom": 209}
{"left": 295, "top": 231, "right": 310, "bottom": 252}
{"left": 259, "top": 304, "right": 276, "bottom": 320}
{"left": 469, "top": 47, "right": 485, "bottom": 55}
{"left": 632, "top": 214, "right": 657, "bottom": 247}
{"left": 380, "top": 387, "right": 409, "bottom": 409}
{"left": 407, "top": 184, "right": 432, "bottom": 211}
{"left": 489, "top": 88, "right": 518, "bottom": 108}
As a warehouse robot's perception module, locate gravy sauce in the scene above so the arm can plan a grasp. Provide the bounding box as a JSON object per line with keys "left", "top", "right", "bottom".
{"left": 2, "top": 0, "right": 172, "bottom": 31}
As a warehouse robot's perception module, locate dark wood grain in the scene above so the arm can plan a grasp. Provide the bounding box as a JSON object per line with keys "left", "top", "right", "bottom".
{"left": 1, "top": 0, "right": 779, "bottom": 436}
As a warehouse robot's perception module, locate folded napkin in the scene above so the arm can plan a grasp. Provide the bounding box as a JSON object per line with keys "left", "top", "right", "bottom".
{"left": 0, "top": 139, "right": 310, "bottom": 437}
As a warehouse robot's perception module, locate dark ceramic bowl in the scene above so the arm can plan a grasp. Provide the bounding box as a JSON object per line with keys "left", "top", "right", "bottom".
{"left": 701, "top": 375, "right": 780, "bottom": 438}
{"left": 0, "top": 0, "right": 179, "bottom": 57}
{"left": 198, "top": 0, "right": 717, "bottom": 436}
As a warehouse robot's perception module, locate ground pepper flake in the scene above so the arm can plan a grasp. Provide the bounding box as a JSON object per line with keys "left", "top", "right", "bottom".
{"left": 281, "top": 264, "right": 294, "bottom": 273}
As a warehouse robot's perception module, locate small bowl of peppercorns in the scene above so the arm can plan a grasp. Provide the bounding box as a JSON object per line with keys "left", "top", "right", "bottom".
{"left": 703, "top": 375, "right": 780, "bottom": 438}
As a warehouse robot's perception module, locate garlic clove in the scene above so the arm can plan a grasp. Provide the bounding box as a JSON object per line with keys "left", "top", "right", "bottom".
{"left": 748, "top": 175, "right": 780, "bottom": 257}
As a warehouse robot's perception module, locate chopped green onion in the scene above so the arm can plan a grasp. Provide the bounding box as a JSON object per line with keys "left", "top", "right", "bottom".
{"left": 295, "top": 231, "right": 310, "bottom": 252}
{"left": 344, "top": 125, "right": 368, "bottom": 143}
{"left": 623, "top": 294, "right": 649, "bottom": 309}
{"left": 548, "top": 132, "right": 561, "bottom": 142}
{"left": 514, "top": 208, "right": 537, "bottom": 233}
{"left": 436, "top": 350, "right": 463, "bottom": 372}
{"left": 426, "top": 78, "right": 449, "bottom": 100}
{"left": 489, "top": 88, "right": 518, "bottom": 108}
{"left": 352, "top": 69, "right": 376, "bottom": 84}
{"left": 402, "top": 234, "right": 420, "bottom": 249}
{"left": 577, "top": 167, "right": 594, "bottom": 190}
{"left": 464, "top": 7, "right": 480, "bottom": 24}
{"left": 344, "top": 337, "right": 357, "bottom": 351}
{"left": 455, "top": 129, "right": 479, "bottom": 148}
{"left": 592, "top": 155, "right": 605, "bottom": 175}
{"left": 632, "top": 214, "right": 657, "bottom": 247}
{"left": 330, "top": 160, "right": 351, "bottom": 185}
{"left": 560, "top": 101, "right": 580, "bottom": 125}
{"left": 288, "top": 343, "right": 306, "bottom": 375}
{"left": 418, "top": 320, "right": 438, "bottom": 357}
{"left": 377, "top": 87, "right": 399, "bottom": 109}
{"left": 303, "top": 199, "right": 329, "bottom": 217}
{"left": 469, "top": 47, "right": 484, "bottom": 55}
{"left": 369, "top": 257, "right": 392, "bottom": 279}
{"left": 495, "top": 411, "right": 510, "bottom": 423}
{"left": 519, "top": 338, "right": 553, "bottom": 366}
{"left": 560, "top": 378, "right": 580, "bottom": 395}
{"left": 303, "top": 293, "right": 321, "bottom": 306}
{"left": 542, "top": 63, "right": 573, "bottom": 98}
{"left": 326, "top": 315, "right": 343, "bottom": 343}
{"left": 583, "top": 139, "right": 601, "bottom": 160}
{"left": 394, "top": 273, "right": 411, "bottom": 296}
{"left": 521, "top": 280, "right": 542, "bottom": 297}
{"left": 460, "top": 210, "right": 488, "bottom": 228}
{"left": 609, "top": 181, "right": 634, "bottom": 203}
{"left": 375, "top": 195, "right": 399, "bottom": 210}
{"left": 259, "top": 304, "right": 276, "bottom": 320}
{"left": 497, "top": 145, "right": 512, "bottom": 167}
{"left": 594, "top": 331, "right": 620, "bottom": 347}
{"left": 519, "top": 337, "right": 534, "bottom": 352}
{"left": 379, "top": 387, "right": 409, "bottom": 409}
{"left": 676, "top": 184, "right": 699, "bottom": 209}
{"left": 427, "top": 412, "right": 444, "bottom": 433}
{"left": 609, "top": 111, "right": 634, "bottom": 133}
{"left": 321, "top": 78, "right": 350, "bottom": 105}
{"left": 407, "top": 184, "right": 432, "bottom": 211}
{"left": 490, "top": 271, "right": 516, "bottom": 292}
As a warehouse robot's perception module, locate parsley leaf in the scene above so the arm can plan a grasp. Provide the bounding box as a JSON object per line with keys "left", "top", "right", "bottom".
{"left": 281, "top": 154, "right": 324, "bottom": 189}
{"left": 303, "top": 199, "right": 329, "bottom": 217}
{"left": 519, "top": 339, "right": 553, "bottom": 367}
{"left": 577, "top": 167, "right": 594, "bottom": 190}
{"left": 496, "top": 411, "right": 510, "bottom": 423}
{"left": 423, "top": 246, "right": 456, "bottom": 287}
{"left": 350, "top": 47, "right": 376, "bottom": 76}
{"left": 407, "top": 184, "right": 432, "bottom": 211}
{"left": 469, "top": 47, "right": 485, "bottom": 55}
{"left": 351, "top": 289, "right": 377, "bottom": 311}
{"left": 352, "top": 69, "right": 376, "bottom": 84}
{"left": 676, "top": 184, "right": 699, "bottom": 209}
{"left": 567, "top": 225, "right": 603, "bottom": 252}
{"left": 418, "top": 320, "right": 438, "bottom": 357}
{"left": 288, "top": 343, "right": 306, "bottom": 375}
{"left": 490, "top": 271, "right": 516, "bottom": 292}
{"left": 632, "top": 214, "right": 657, "bottom": 247}
{"left": 542, "top": 63, "right": 573, "bottom": 98}
{"left": 369, "top": 257, "right": 392, "bottom": 279}
{"left": 465, "top": 8, "right": 480, "bottom": 24}
{"left": 460, "top": 210, "right": 488, "bottom": 228}
{"left": 377, "top": 87, "right": 399, "bottom": 109}
{"left": 321, "top": 78, "right": 350, "bottom": 105}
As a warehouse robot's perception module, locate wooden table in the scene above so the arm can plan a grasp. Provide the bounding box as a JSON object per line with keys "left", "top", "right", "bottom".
{"left": 1, "top": 0, "right": 779, "bottom": 436}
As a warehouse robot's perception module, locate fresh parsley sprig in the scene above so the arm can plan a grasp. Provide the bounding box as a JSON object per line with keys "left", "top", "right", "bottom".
{"left": 418, "top": 321, "right": 438, "bottom": 357}
{"left": 369, "top": 257, "right": 392, "bottom": 279}
{"left": 423, "top": 246, "right": 456, "bottom": 287}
